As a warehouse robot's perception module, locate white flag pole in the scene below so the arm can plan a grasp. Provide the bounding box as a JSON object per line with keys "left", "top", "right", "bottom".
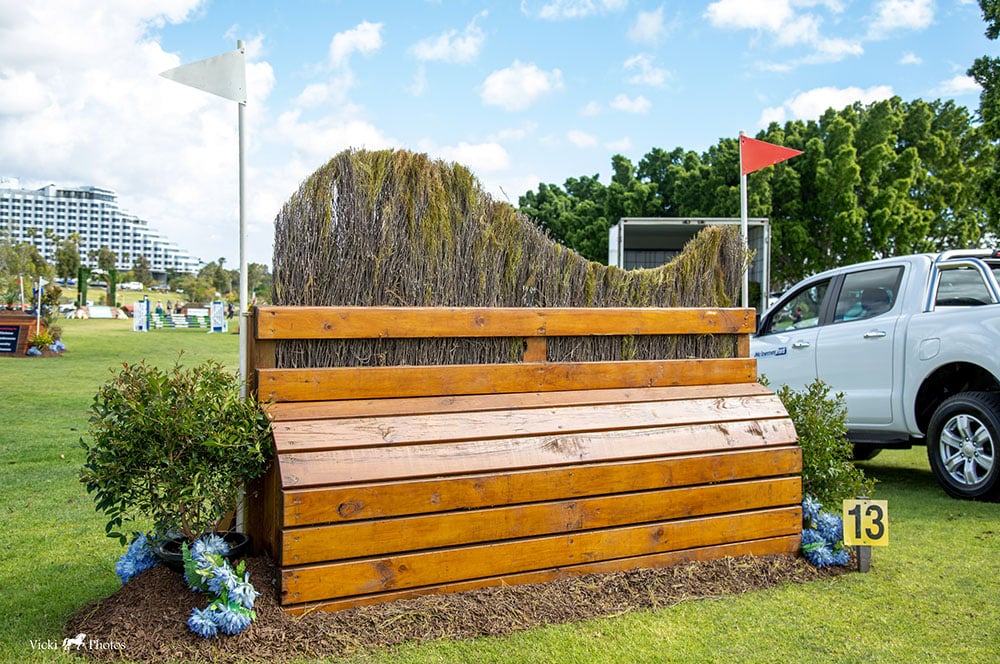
{"left": 236, "top": 40, "right": 249, "bottom": 400}
{"left": 739, "top": 131, "right": 749, "bottom": 308}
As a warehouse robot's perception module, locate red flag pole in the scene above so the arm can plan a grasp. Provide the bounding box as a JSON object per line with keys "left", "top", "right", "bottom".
{"left": 739, "top": 131, "right": 749, "bottom": 308}
{"left": 738, "top": 134, "right": 803, "bottom": 310}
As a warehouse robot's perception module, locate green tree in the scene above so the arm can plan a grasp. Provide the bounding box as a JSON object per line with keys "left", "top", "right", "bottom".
{"left": 53, "top": 236, "right": 81, "bottom": 283}
{"left": 968, "top": 0, "right": 1000, "bottom": 229}
{"left": 131, "top": 254, "right": 152, "bottom": 286}
{"left": 247, "top": 262, "right": 272, "bottom": 301}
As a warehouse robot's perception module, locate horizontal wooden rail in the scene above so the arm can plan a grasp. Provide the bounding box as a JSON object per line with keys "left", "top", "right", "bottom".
{"left": 281, "top": 507, "right": 801, "bottom": 604}
{"left": 254, "top": 306, "right": 756, "bottom": 340}
{"left": 283, "top": 536, "right": 800, "bottom": 614}
{"left": 281, "top": 446, "right": 803, "bottom": 526}
{"left": 259, "top": 358, "right": 756, "bottom": 402}
{"left": 282, "top": 477, "right": 802, "bottom": 564}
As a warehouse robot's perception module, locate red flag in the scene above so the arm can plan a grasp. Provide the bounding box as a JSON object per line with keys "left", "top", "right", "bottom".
{"left": 740, "top": 135, "right": 803, "bottom": 175}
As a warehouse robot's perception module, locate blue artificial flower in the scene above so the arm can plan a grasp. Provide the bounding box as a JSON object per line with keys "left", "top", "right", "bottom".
{"left": 207, "top": 563, "right": 239, "bottom": 596}
{"left": 801, "top": 528, "right": 837, "bottom": 567}
{"left": 214, "top": 604, "right": 253, "bottom": 635}
{"left": 184, "top": 534, "right": 259, "bottom": 638}
{"left": 115, "top": 557, "right": 136, "bottom": 584}
{"left": 816, "top": 511, "right": 844, "bottom": 544}
{"left": 830, "top": 546, "right": 851, "bottom": 566}
{"left": 227, "top": 572, "right": 260, "bottom": 610}
{"left": 191, "top": 533, "right": 230, "bottom": 566}
{"left": 187, "top": 607, "right": 219, "bottom": 638}
{"left": 801, "top": 495, "right": 822, "bottom": 528}
{"left": 115, "top": 533, "right": 160, "bottom": 584}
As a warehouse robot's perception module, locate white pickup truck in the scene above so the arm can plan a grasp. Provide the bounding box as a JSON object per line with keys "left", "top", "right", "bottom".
{"left": 751, "top": 250, "right": 1000, "bottom": 500}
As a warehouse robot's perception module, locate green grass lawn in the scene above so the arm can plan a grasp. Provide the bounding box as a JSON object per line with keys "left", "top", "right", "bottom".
{"left": 1, "top": 318, "right": 998, "bottom": 663}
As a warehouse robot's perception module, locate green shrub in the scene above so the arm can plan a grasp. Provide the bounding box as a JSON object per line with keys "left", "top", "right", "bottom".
{"left": 80, "top": 358, "right": 273, "bottom": 543}
{"left": 28, "top": 329, "right": 55, "bottom": 349}
{"left": 770, "top": 378, "right": 876, "bottom": 506}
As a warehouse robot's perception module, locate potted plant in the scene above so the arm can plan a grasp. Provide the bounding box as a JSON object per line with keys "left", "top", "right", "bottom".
{"left": 80, "top": 356, "right": 272, "bottom": 568}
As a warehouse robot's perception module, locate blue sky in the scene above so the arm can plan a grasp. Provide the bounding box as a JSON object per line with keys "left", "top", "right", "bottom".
{"left": 0, "top": 1, "right": 994, "bottom": 266}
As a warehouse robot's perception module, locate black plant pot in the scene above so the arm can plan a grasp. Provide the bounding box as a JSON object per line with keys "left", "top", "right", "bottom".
{"left": 154, "top": 531, "right": 252, "bottom": 573}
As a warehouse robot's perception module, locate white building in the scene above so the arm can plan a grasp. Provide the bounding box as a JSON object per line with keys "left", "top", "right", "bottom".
{"left": 0, "top": 179, "right": 202, "bottom": 278}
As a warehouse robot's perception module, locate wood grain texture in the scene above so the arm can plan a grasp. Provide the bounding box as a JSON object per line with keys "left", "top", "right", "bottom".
{"left": 281, "top": 507, "right": 801, "bottom": 604}
{"left": 276, "top": 418, "right": 798, "bottom": 488}
{"left": 270, "top": 393, "right": 789, "bottom": 453}
{"left": 255, "top": 306, "right": 756, "bottom": 340}
{"left": 266, "top": 383, "right": 774, "bottom": 422}
{"left": 259, "top": 358, "right": 757, "bottom": 402}
{"left": 282, "top": 477, "right": 801, "bottom": 564}
{"left": 282, "top": 535, "right": 800, "bottom": 614}
{"left": 282, "top": 446, "right": 802, "bottom": 525}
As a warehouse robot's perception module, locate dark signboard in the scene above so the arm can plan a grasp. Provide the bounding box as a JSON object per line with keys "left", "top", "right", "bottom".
{"left": 0, "top": 325, "right": 21, "bottom": 354}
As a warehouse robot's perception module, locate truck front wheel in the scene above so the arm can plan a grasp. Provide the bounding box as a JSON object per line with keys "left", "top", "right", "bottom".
{"left": 926, "top": 392, "right": 1000, "bottom": 501}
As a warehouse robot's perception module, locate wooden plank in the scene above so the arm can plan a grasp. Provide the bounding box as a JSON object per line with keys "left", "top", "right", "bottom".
{"left": 281, "top": 507, "right": 801, "bottom": 604}
{"left": 277, "top": 418, "right": 798, "bottom": 487}
{"left": 246, "top": 307, "right": 276, "bottom": 399}
{"left": 282, "top": 535, "right": 800, "bottom": 613}
{"left": 259, "top": 358, "right": 757, "bottom": 402}
{"left": 244, "top": 461, "right": 282, "bottom": 558}
{"left": 522, "top": 337, "right": 547, "bottom": 362}
{"left": 266, "top": 383, "right": 774, "bottom": 422}
{"left": 255, "top": 306, "right": 756, "bottom": 340}
{"left": 270, "top": 393, "right": 789, "bottom": 453}
{"left": 282, "top": 477, "right": 801, "bottom": 564}
{"left": 283, "top": 447, "right": 802, "bottom": 525}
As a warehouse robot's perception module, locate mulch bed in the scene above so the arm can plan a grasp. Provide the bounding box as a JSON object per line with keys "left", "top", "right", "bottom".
{"left": 65, "top": 553, "right": 850, "bottom": 663}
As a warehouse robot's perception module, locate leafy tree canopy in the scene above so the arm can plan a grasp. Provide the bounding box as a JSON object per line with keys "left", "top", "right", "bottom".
{"left": 519, "top": 97, "right": 993, "bottom": 287}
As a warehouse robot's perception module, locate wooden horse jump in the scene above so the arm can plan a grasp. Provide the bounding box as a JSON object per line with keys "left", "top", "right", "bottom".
{"left": 244, "top": 306, "right": 801, "bottom": 613}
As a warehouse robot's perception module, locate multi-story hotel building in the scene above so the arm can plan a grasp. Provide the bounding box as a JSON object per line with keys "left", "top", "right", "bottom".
{"left": 0, "top": 178, "right": 202, "bottom": 278}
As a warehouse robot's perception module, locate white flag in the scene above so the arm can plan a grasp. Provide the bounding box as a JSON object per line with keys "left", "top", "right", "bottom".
{"left": 160, "top": 48, "right": 246, "bottom": 103}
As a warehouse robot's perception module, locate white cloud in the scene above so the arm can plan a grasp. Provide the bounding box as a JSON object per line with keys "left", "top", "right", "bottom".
{"left": 705, "top": 0, "right": 861, "bottom": 65}
{"left": 567, "top": 130, "right": 598, "bottom": 147}
{"left": 610, "top": 93, "right": 651, "bottom": 114}
{"left": 704, "top": 0, "right": 795, "bottom": 32}
{"left": 522, "top": 0, "right": 628, "bottom": 20}
{"left": 605, "top": 137, "right": 633, "bottom": 151}
{"left": 624, "top": 54, "right": 670, "bottom": 87}
{"left": 487, "top": 124, "right": 536, "bottom": 141}
{"left": 437, "top": 141, "right": 511, "bottom": 172}
{"left": 328, "top": 21, "right": 383, "bottom": 68}
{"left": 276, "top": 110, "right": 395, "bottom": 161}
{"left": 937, "top": 75, "right": 981, "bottom": 97}
{"left": 580, "top": 101, "right": 603, "bottom": 116}
{"left": 0, "top": 71, "right": 50, "bottom": 115}
{"left": 757, "top": 105, "right": 788, "bottom": 127}
{"left": 772, "top": 85, "right": 895, "bottom": 122}
{"left": 412, "top": 11, "right": 487, "bottom": 63}
{"left": 408, "top": 64, "right": 428, "bottom": 96}
{"left": 868, "top": 0, "right": 934, "bottom": 39}
{"left": 899, "top": 51, "right": 922, "bottom": 65}
{"left": 628, "top": 6, "right": 667, "bottom": 45}
{"left": 480, "top": 60, "right": 564, "bottom": 111}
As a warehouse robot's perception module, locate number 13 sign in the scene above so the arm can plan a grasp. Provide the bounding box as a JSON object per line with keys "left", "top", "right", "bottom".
{"left": 842, "top": 499, "right": 889, "bottom": 546}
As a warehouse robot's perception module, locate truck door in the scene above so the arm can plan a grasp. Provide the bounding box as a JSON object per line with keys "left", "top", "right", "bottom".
{"left": 815, "top": 266, "right": 903, "bottom": 426}
{"left": 753, "top": 280, "right": 831, "bottom": 391}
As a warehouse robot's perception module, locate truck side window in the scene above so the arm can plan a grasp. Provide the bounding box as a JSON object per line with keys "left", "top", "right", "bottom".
{"left": 935, "top": 266, "right": 993, "bottom": 307}
{"left": 834, "top": 267, "right": 902, "bottom": 323}
{"left": 764, "top": 281, "right": 829, "bottom": 334}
